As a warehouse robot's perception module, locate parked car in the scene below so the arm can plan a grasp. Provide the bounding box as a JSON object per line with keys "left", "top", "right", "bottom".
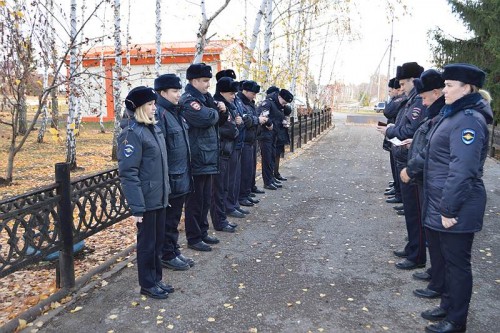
{"left": 374, "top": 102, "right": 386, "bottom": 112}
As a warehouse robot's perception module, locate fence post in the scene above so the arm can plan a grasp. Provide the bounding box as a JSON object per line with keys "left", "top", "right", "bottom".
{"left": 314, "top": 112, "right": 318, "bottom": 138}
{"left": 304, "top": 115, "right": 308, "bottom": 144}
{"left": 290, "top": 116, "right": 295, "bottom": 153}
{"left": 55, "top": 162, "right": 75, "bottom": 289}
{"left": 298, "top": 115, "right": 302, "bottom": 148}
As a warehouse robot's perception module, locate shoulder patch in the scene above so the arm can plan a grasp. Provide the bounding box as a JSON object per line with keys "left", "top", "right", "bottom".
{"left": 411, "top": 107, "right": 421, "bottom": 120}
{"left": 461, "top": 129, "right": 475, "bottom": 145}
{"left": 190, "top": 101, "right": 201, "bottom": 111}
{"left": 124, "top": 144, "right": 135, "bottom": 157}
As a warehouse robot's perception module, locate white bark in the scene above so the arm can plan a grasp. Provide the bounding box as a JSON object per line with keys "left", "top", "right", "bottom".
{"left": 66, "top": 0, "right": 78, "bottom": 169}
{"left": 125, "top": 0, "right": 131, "bottom": 81}
{"left": 75, "top": 2, "right": 86, "bottom": 134}
{"left": 49, "top": 0, "right": 59, "bottom": 129}
{"left": 37, "top": 0, "right": 51, "bottom": 143}
{"left": 289, "top": 0, "right": 308, "bottom": 98}
{"left": 193, "top": 0, "right": 231, "bottom": 64}
{"left": 112, "top": 0, "right": 123, "bottom": 160}
{"left": 242, "top": 0, "right": 267, "bottom": 80}
{"left": 261, "top": 0, "right": 272, "bottom": 87}
{"left": 155, "top": 0, "right": 162, "bottom": 76}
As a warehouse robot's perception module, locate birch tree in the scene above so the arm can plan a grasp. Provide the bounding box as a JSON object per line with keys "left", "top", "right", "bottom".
{"left": 261, "top": 0, "right": 272, "bottom": 87}
{"left": 37, "top": 0, "right": 51, "bottom": 143}
{"left": 66, "top": 0, "right": 79, "bottom": 170}
{"left": 49, "top": 0, "right": 59, "bottom": 130}
{"left": 241, "top": 0, "right": 267, "bottom": 80}
{"left": 111, "top": 0, "right": 123, "bottom": 161}
{"left": 155, "top": 0, "right": 161, "bottom": 76}
{"left": 193, "top": 0, "right": 231, "bottom": 64}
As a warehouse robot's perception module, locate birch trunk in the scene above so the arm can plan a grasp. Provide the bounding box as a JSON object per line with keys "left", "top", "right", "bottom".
{"left": 74, "top": 3, "right": 86, "bottom": 135}
{"left": 261, "top": 0, "right": 272, "bottom": 88}
{"left": 314, "top": 21, "right": 331, "bottom": 109}
{"left": 49, "top": 0, "right": 59, "bottom": 129}
{"left": 37, "top": 1, "right": 50, "bottom": 143}
{"left": 155, "top": 0, "right": 161, "bottom": 76}
{"left": 241, "top": 0, "right": 267, "bottom": 80}
{"left": 111, "top": 0, "right": 123, "bottom": 161}
{"left": 66, "top": 0, "right": 78, "bottom": 170}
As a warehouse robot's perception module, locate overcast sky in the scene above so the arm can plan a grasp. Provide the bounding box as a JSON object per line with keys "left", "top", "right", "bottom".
{"left": 70, "top": 0, "right": 470, "bottom": 85}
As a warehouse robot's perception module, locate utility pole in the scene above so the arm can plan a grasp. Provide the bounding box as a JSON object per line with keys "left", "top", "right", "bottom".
{"left": 386, "top": 14, "right": 394, "bottom": 101}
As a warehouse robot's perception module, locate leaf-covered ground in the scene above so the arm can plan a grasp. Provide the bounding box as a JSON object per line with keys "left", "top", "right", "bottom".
{"left": 0, "top": 121, "right": 137, "bottom": 326}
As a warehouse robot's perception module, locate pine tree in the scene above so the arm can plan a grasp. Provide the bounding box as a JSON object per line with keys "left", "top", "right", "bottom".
{"left": 431, "top": 0, "right": 499, "bottom": 125}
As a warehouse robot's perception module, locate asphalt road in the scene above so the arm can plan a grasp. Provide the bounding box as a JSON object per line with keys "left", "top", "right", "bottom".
{"left": 34, "top": 114, "right": 500, "bottom": 333}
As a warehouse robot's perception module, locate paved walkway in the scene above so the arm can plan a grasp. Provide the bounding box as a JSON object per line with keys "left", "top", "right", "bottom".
{"left": 33, "top": 114, "right": 500, "bottom": 332}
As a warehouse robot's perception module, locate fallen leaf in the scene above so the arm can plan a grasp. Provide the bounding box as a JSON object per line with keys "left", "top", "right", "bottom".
{"left": 18, "top": 319, "right": 27, "bottom": 330}
{"left": 302, "top": 289, "right": 308, "bottom": 292}
{"left": 109, "top": 314, "right": 118, "bottom": 320}
{"left": 70, "top": 306, "right": 83, "bottom": 313}
{"left": 156, "top": 315, "right": 163, "bottom": 320}
{"left": 382, "top": 326, "right": 389, "bottom": 331}
{"left": 208, "top": 317, "right": 216, "bottom": 322}
{"left": 362, "top": 307, "right": 368, "bottom": 312}
{"left": 287, "top": 303, "right": 293, "bottom": 307}
{"left": 167, "top": 324, "right": 174, "bottom": 329}
{"left": 319, "top": 294, "right": 326, "bottom": 298}
{"left": 131, "top": 301, "right": 139, "bottom": 307}
{"left": 159, "top": 309, "right": 166, "bottom": 313}
{"left": 249, "top": 328, "right": 258, "bottom": 333}
{"left": 295, "top": 301, "right": 301, "bottom": 305}
{"left": 144, "top": 306, "right": 150, "bottom": 310}
{"left": 347, "top": 298, "right": 354, "bottom": 302}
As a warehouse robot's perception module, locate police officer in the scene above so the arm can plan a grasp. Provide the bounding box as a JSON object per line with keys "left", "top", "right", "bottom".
{"left": 211, "top": 77, "right": 240, "bottom": 232}
{"left": 237, "top": 80, "right": 267, "bottom": 204}
{"left": 274, "top": 104, "right": 292, "bottom": 181}
{"left": 399, "top": 69, "right": 445, "bottom": 299}
{"left": 154, "top": 74, "right": 195, "bottom": 271}
{"left": 118, "top": 86, "right": 173, "bottom": 299}
{"left": 383, "top": 78, "right": 406, "bottom": 200}
{"left": 257, "top": 88, "right": 294, "bottom": 190}
{"left": 180, "top": 63, "right": 228, "bottom": 252}
{"left": 421, "top": 64, "right": 492, "bottom": 333}
{"left": 378, "top": 61, "right": 427, "bottom": 270}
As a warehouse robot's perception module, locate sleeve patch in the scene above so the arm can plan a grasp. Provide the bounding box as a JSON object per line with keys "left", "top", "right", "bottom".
{"left": 411, "top": 108, "right": 421, "bottom": 120}
{"left": 461, "top": 129, "right": 475, "bottom": 145}
{"left": 190, "top": 101, "right": 201, "bottom": 111}
{"left": 124, "top": 144, "right": 135, "bottom": 157}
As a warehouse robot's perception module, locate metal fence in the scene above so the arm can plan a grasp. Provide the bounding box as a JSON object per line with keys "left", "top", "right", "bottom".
{"left": 0, "top": 109, "right": 333, "bottom": 286}
{"left": 0, "top": 164, "right": 130, "bottom": 287}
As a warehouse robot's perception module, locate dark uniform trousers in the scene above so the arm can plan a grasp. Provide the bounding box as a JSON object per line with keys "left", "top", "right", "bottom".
{"left": 225, "top": 148, "right": 242, "bottom": 212}
{"left": 390, "top": 150, "right": 401, "bottom": 200}
{"left": 137, "top": 208, "right": 166, "bottom": 288}
{"left": 251, "top": 143, "right": 257, "bottom": 190}
{"left": 162, "top": 195, "right": 186, "bottom": 260}
{"left": 211, "top": 157, "right": 230, "bottom": 229}
{"left": 425, "top": 227, "right": 445, "bottom": 294}
{"left": 397, "top": 162, "right": 426, "bottom": 265}
{"left": 185, "top": 174, "right": 212, "bottom": 244}
{"left": 239, "top": 142, "right": 254, "bottom": 200}
{"left": 260, "top": 137, "right": 275, "bottom": 186}
{"left": 438, "top": 232, "right": 474, "bottom": 326}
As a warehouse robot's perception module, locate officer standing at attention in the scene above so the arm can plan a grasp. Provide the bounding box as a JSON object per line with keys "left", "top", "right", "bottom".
{"left": 382, "top": 78, "right": 406, "bottom": 201}
{"left": 211, "top": 77, "right": 240, "bottom": 232}
{"left": 420, "top": 64, "right": 492, "bottom": 333}
{"left": 154, "top": 73, "right": 195, "bottom": 271}
{"left": 257, "top": 88, "right": 294, "bottom": 190}
{"left": 237, "top": 80, "right": 267, "bottom": 204}
{"left": 274, "top": 103, "right": 292, "bottom": 181}
{"left": 378, "top": 61, "right": 427, "bottom": 270}
{"left": 118, "top": 86, "right": 174, "bottom": 299}
{"left": 180, "top": 63, "right": 228, "bottom": 252}
{"left": 399, "top": 69, "right": 446, "bottom": 299}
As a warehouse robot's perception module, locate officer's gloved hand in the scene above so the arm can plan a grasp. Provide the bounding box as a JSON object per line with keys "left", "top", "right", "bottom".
{"left": 242, "top": 114, "right": 253, "bottom": 128}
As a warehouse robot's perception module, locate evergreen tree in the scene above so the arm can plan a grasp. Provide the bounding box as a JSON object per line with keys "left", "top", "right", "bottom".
{"left": 431, "top": 0, "right": 499, "bottom": 125}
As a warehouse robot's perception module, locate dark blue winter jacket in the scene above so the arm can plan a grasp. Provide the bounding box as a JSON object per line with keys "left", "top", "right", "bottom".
{"left": 214, "top": 92, "right": 239, "bottom": 158}
{"left": 156, "top": 95, "right": 192, "bottom": 198}
{"left": 386, "top": 88, "right": 427, "bottom": 164}
{"left": 118, "top": 112, "right": 170, "bottom": 216}
{"left": 180, "top": 84, "right": 227, "bottom": 175}
{"left": 237, "top": 91, "right": 259, "bottom": 144}
{"left": 256, "top": 92, "right": 284, "bottom": 142}
{"left": 384, "top": 94, "right": 407, "bottom": 124}
{"left": 423, "top": 93, "right": 493, "bottom": 233}
{"left": 406, "top": 95, "right": 445, "bottom": 183}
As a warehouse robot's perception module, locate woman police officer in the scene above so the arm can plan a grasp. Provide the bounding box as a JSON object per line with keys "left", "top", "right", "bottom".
{"left": 421, "top": 64, "right": 493, "bottom": 333}
{"left": 118, "top": 86, "right": 174, "bottom": 299}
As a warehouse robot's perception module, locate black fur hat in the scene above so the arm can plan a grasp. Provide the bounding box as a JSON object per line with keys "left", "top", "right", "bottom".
{"left": 186, "top": 63, "right": 213, "bottom": 80}
{"left": 154, "top": 74, "right": 182, "bottom": 91}
{"left": 414, "top": 69, "right": 444, "bottom": 94}
{"left": 125, "top": 86, "right": 157, "bottom": 111}
{"left": 266, "top": 86, "right": 279, "bottom": 95}
{"left": 215, "top": 69, "right": 237, "bottom": 81}
{"left": 279, "top": 89, "right": 294, "bottom": 103}
{"left": 216, "top": 77, "right": 239, "bottom": 93}
{"left": 442, "top": 63, "right": 486, "bottom": 88}
{"left": 397, "top": 62, "right": 424, "bottom": 80}
{"left": 242, "top": 80, "right": 261, "bottom": 93}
